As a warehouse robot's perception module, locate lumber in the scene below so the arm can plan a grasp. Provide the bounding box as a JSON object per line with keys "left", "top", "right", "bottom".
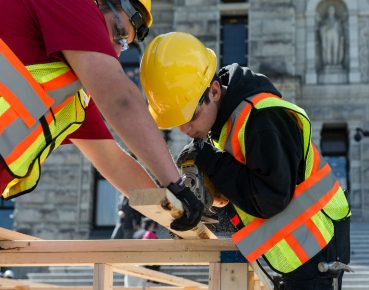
{"left": 93, "top": 263, "right": 113, "bottom": 290}
{"left": 129, "top": 189, "right": 273, "bottom": 290}
{"left": 129, "top": 189, "right": 217, "bottom": 239}
{"left": 0, "top": 239, "right": 235, "bottom": 266}
{"left": 111, "top": 264, "right": 207, "bottom": 288}
{"left": 0, "top": 227, "right": 40, "bottom": 241}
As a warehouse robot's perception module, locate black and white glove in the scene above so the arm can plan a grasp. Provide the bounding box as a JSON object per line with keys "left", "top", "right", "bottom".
{"left": 167, "top": 178, "right": 204, "bottom": 231}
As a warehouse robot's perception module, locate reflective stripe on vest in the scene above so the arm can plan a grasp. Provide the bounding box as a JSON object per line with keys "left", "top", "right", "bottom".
{"left": 0, "top": 39, "right": 87, "bottom": 199}
{"left": 213, "top": 92, "right": 350, "bottom": 273}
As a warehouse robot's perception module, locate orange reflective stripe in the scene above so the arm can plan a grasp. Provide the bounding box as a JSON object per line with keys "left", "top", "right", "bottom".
{"left": 4, "top": 96, "right": 74, "bottom": 163}
{"left": 285, "top": 235, "right": 309, "bottom": 264}
{"left": 233, "top": 217, "right": 265, "bottom": 244}
{"left": 245, "top": 181, "right": 339, "bottom": 262}
{"left": 0, "top": 39, "right": 54, "bottom": 108}
{"left": 0, "top": 82, "right": 35, "bottom": 127}
{"left": 305, "top": 218, "right": 327, "bottom": 248}
{"left": 41, "top": 70, "right": 78, "bottom": 91}
{"left": 0, "top": 107, "right": 17, "bottom": 134}
{"left": 311, "top": 145, "right": 320, "bottom": 175}
{"left": 294, "top": 163, "right": 331, "bottom": 199}
{"left": 231, "top": 104, "right": 251, "bottom": 163}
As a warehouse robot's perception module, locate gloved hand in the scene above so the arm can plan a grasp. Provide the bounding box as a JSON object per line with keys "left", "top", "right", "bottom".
{"left": 176, "top": 138, "right": 205, "bottom": 168}
{"left": 177, "top": 138, "right": 218, "bottom": 173}
{"left": 167, "top": 178, "right": 204, "bottom": 231}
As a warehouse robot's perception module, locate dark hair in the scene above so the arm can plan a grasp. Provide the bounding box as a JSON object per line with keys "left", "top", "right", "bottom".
{"left": 142, "top": 217, "right": 156, "bottom": 230}
{"left": 200, "top": 74, "right": 221, "bottom": 105}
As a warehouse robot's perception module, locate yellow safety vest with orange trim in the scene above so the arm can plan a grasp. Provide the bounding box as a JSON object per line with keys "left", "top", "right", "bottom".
{"left": 0, "top": 39, "right": 89, "bottom": 199}
{"left": 213, "top": 93, "right": 350, "bottom": 273}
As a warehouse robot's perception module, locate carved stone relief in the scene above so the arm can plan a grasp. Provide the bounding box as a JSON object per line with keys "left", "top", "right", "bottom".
{"left": 315, "top": 1, "right": 348, "bottom": 83}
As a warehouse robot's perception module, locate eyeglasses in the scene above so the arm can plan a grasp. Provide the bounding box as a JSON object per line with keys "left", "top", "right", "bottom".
{"left": 119, "top": 0, "right": 149, "bottom": 42}
{"left": 190, "top": 87, "right": 209, "bottom": 122}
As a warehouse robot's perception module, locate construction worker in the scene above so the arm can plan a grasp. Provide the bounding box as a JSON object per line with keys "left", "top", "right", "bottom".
{"left": 0, "top": 1, "right": 203, "bottom": 231}
{"left": 140, "top": 32, "right": 351, "bottom": 290}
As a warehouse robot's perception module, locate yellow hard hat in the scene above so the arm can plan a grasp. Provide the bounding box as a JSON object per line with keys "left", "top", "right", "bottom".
{"left": 137, "top": 0, "right": 152, "bottom": 27}
{"left": 140, "top": 32, "right": 217, "bottom": 129}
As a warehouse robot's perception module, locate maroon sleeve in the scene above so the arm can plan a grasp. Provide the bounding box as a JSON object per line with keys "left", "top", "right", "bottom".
{"left": 29, "top": 0, "right": 116, "bottom": 60}
{"left": 63, "top": 99, "right": 113, "bottom": 144}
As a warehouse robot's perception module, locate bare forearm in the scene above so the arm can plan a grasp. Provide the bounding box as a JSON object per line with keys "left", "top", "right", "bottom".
{"left": 72, "top": 139, "right": 157, "bottom": 195}
{"left": 94, "top": 80, "right": 179, "bottom": 186}
{"left": 63, "top": 50, "right": 180, "bottom": 186}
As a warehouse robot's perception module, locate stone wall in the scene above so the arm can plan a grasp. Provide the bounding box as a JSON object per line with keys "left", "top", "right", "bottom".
{"left": 13, "top": 0, "right": 369, "bottom": 241}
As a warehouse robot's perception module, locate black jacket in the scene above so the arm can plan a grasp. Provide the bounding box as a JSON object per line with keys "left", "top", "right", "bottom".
{"left": 196, "top": 64, "right": 305, "bottom": 218}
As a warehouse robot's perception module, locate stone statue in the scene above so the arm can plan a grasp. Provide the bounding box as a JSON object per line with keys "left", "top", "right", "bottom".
{"left": 319, "top": 5, "right": 344, "bottom": 66}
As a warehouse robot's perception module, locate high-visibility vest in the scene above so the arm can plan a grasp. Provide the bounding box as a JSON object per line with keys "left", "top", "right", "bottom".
{"left": 213, "top": 93, "right": 351, "bottom": 273}
{"left": 0, "top": 39, "right": 89, "bottom": 199}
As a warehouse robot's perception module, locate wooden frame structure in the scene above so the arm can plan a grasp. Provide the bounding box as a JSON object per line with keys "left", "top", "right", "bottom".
{"left": 0, "top": 189, "right": 273, "bottom": 290}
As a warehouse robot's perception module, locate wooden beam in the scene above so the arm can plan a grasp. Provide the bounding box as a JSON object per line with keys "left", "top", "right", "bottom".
{"left": 129, "top": 189, "right": 217, "bottom": 239}
{"left": 93, "top": 263, "right": 113, "bottom": 290}
{"left": 0, "top": 239, "right": 236, "bottom": 253}
{"left": 111, "top": 264, "right": 207, "bottom": 288}
{"left": 0, "top": 287, "right": 200, "bottom": 290}
{"left": 0, "top": 227, "right": 40, "bottom": 241}
{"left": 0, "top": 251, "right": 220, "bottom": 266}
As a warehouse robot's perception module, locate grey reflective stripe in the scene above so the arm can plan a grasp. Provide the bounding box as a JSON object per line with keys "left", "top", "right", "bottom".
{"left": 317, "top": 151, "right": 327, "bottom": 170}
{"left": 47, "top": 80, "right": 82, "bottom": 106}
{"left": 236, "top": 168, "right": 337, "bottom": 257}
{"left": 0, "top": 55, "right": 49, "bottom": 122}
{"left": 0, "top": 118, "right": 35, "bottom": 158}
{"left": 224, "top": 100, "right": 248, "bottom": 155}
{"left": 291, "top": 224, "right": 322, "bottom": 259}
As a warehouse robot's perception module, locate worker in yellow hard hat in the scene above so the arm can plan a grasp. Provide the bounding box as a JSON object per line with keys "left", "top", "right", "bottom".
{"left": 0, "top": 1, "right": 204, "bottom": 233}
{"left": 140, "top": 32, "right": 351, "bottom": 290}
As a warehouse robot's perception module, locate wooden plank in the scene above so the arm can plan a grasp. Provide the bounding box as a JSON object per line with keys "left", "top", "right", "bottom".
{"left": 111, "top": 264, "right": 207, "bottom": 288}
{"left": 0, "top": 227, "right": 40, "bottom": 241}
{"left": 93, "top": 263, "right": 113, "bottom": 290}
{"left": 208, "top": 263, "right": 221, "bottom": 290}
{"left": 0, "top": 287, "right": 199, "bottom": 290}
{"left": 249, "top": 262, "right": 273, "bottom": 290}
{"left": 0, "top": 239, "right": 236, "bottom": 253}
{"left": 0, "top": 251, "right": 220, "bottom": 266}
{"left": 129, "top": 189, "right": 217, "bottom": 239}
{"left": 220, "top": 263, "right": 247, "bottom": 289}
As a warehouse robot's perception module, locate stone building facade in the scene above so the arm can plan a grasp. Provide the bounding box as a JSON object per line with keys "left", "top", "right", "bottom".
{"left": 6, "top": 0, "right": 369, "bottom": 241}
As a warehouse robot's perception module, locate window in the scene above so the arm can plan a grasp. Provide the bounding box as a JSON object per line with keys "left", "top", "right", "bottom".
{"left": 220, "top": 15, "right": 248, "bottom": 67}
{"left": 0, "top": 198, "right": 14, "bottom": 229}
{"left": 93, "top": 171, "right": 121, "bottom": 228}
{"left": 321, "top": 124, "right": 349, "bottom": 190}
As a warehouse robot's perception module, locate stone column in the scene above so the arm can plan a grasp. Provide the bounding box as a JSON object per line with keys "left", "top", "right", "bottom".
{"left": 347, "top": 2, "right": 361, "bottom": 83}
{"left": 306, "top": 11, "right": 318, "bottom": 84}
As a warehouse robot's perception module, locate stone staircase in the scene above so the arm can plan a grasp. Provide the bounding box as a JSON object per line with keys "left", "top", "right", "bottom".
{"left": 342, "top": 223, "right": 369, "bottom": 290}
{"left": 25, "top": 223, "right": 369, "bottom": 289}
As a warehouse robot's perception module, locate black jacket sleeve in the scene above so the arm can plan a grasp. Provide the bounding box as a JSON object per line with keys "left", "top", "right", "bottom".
{"left": 196, "top": 108, "right": 304, "bottom": 219}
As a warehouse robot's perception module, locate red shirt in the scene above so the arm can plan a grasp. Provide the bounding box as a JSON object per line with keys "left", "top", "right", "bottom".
{"left": 0, "top": 0, "right": 115, "bottom": 142}
{"left": 0, "top": 0, "right": 116, "bottom": 193}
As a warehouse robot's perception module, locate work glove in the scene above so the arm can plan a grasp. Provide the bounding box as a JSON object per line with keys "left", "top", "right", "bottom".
{"left": 167, "top": 178, "right": 204, "bottom": 231}
{"left": 176, "top": 138, "right": 205, "bottom": 167}
{"left": 177, "top": 138, "right": 218, "bottom": 174}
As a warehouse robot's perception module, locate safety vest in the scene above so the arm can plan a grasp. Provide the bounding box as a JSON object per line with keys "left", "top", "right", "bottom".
{"left": 0, "top": 39, "right": 89, "bottom": 199}
{"left": 213, "top": 93, "right": 350, "bottom": 273}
